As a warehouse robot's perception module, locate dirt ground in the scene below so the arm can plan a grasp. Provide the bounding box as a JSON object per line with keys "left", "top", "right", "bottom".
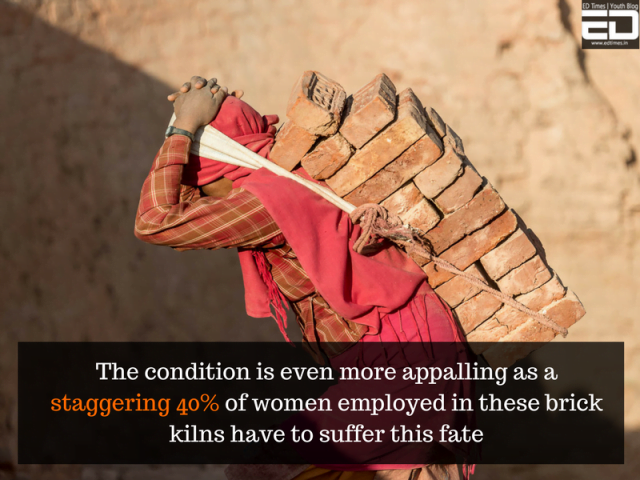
{"left": 1, "top": 1, "right": 638, "bottom": 479}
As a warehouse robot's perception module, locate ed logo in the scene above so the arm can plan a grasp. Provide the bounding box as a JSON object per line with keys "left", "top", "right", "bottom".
{"left": 582, "top": 2, "right": 639, "bottom": 49}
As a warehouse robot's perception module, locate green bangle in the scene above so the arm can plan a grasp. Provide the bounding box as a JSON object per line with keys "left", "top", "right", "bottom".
{"left": 165, "top": 126, "right": 196, "bottom": 142}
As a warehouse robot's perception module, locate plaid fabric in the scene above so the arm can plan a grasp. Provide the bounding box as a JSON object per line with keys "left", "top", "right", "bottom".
{"left": 135, "top": 135, "right": 366, "bottom": 355}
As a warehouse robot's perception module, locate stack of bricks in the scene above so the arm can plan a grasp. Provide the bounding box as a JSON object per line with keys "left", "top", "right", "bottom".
{"left": 270, "top": 71, "right": 586, "bottom": 368}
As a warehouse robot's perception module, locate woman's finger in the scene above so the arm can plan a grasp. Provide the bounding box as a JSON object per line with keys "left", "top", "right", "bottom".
{"left": 167, "top": 91, "right": 182, "bottom": 102}
{"left": 190, "top": 75, "right": 207, "bottom": 89}
{"left": 230, "top": 89, "right": 244, "bottom": 99}
{"left": 180, "top": 81, "right": 191, "bottom": 93}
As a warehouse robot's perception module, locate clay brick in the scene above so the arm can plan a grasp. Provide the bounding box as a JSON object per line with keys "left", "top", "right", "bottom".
{"left": 270, "top": 121, "right": 318, "bottom": 171}
{"left": 343, "top": 133, "right": 443, "bottom": 206}
{"left": 424, "top": 185, "right": 506, "bottom": 254}
{"left": 301, "top": 133, "right": 353, "bottom": 180}
{"left": 413, "top": 139, "right": 464, "bottom": 198}
{"left": 467, "top": 318, "right": 509, "bottom": 354}
{"left": 482, "top": 290, "right": 586, "bottom": 368}
{"left": 480, "top": 229, "right": 536, "bottom": 280}
{"left": 445, "top": 124, "right": 464, "bottom": 155}
{"left": 516, "top": 274, "right": 566, "bottom": 311}
{"left": 433, "top": 166, "right": 484, "bottom": 214}
{"left": 326, "top": 88, "right": 429, "bottom": 197}
{"left": 381, "top": 183, "right": 440, "bottom": 232}
{"left": 286, "top": 71, "right": 347, "bottom": 136}
{"left": 494, "top": 277, "right": 564, "bottom": 331}
{"left": 540, "top": 289, "right": 586, "bottom": 328}
{"left": 422, "top": 210, "right": 518, "bottom": 287}
{"left": 487, "top": 306, "right": 530, "bottom": 338}
{"left": 435, "top": 263, "right": 484, "bottom": 309}
{"left": 497, "top": 255, "right": 552, "bottom": 296}
{"left": 467, "top": 275, "right": 567, "bottom": 355}
{"left": 339, "top": 73, "right": 397, "bottom": 148}
{"left": 455, "top": 291, "right": 503, "bottom": 334}
{"left": 425, "top": 106, "right": 446, "bottom": 138}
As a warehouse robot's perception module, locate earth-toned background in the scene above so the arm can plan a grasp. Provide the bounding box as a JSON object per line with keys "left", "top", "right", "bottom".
{"left": 1, "top": 0, "right": 638, "bottom": 478}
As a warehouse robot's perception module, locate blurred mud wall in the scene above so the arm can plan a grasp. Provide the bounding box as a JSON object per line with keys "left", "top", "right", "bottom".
{"left": 1, "top": 1, "right": 639, "bottom": 479}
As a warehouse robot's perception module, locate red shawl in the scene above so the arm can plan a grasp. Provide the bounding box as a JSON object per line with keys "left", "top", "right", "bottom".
{"left": 181, "top": 96, "right": 429, "bottom": 336}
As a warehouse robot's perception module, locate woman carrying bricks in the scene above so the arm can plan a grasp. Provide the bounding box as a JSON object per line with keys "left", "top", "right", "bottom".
{"left": 134, "top": 76, "right": 475, "bottom": 480}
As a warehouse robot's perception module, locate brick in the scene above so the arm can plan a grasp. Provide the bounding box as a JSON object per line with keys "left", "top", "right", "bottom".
{"left": 339, "top": 73, "right": 397, "bottom": 148}
{"left": 497, "top": 255, "right": 552, "bottom": 296}
{"left": 269, "top": 121, "right": 318, "bottom": 171}
{"left": 424, "top": 185, "right": 506, "bottom": 254}
{"left": 455, "top": 291, "right": 503, "bottom": 334}
{"left": 435, "top": 263, "right": 484, "bottom": 309}
{"left": 540, "top": 289, "right": 586, "bottom": 328}
{"left": 325, "top": 88, "right": 429, "bottom": 197}
{"left": 445, "top": 124, "right": 464, "bottom": 155}
{"left": 516, "top": 274, "right": 566, "bottom": 311}
{"left": 422, "top": 210, "right": 518, "bottom": 287}
{"left": 286, "top": 71, "right": 347, "bottom": 136}
{"left": 493, "top": 307, "right": 530, "bottom": 333}
{"left": 409, "top": 250, "right": 432, "bottom": 266}
{"left": 413, "top": 138, "right": 464, "bottom": 198}
{"left": 480, "top": 229, "right": 536, "bottom": 280}
{"left": 494, "top": 277, "right": 564, "bottom": 331}
{"left": 381, "top": 183, "right": 440, "bottom": 232}
{"left": 343, "top": 133, "right": 443, "bottom": 206}
{"left": 301, "top": 133, "right": 353, "bottom": 180}
{"left": 433, "top": 166, "right": 484, "bottom": 214}
{"left": 467, "top": 319, "right": 510, "bottom": 353}
{"left": 467, "top": 274, "right": 567, "bottom": 354}
{"left": 482, "top": 290, "right": 586, "bottom": 368}
{"left": 425, "top": 106, "right": 446, "bottom": 138}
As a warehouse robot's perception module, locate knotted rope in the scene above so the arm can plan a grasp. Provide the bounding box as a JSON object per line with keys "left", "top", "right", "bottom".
{"left": 350, "top": 204, "right": 568, "bottom": 337}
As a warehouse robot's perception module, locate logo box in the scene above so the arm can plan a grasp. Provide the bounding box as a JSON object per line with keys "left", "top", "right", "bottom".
{"left": 582, "top": 1, "right": 639, "bottom": 49}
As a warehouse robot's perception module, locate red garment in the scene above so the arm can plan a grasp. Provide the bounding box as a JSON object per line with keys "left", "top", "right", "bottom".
{"left": 181, "top": 96, "right": 280, "bottom": 186}
{"left": 182, "top": 96, "right": 430, "bottom": 336}
{"left": 181, "top": 96, "right": 287, "bottom": 326}
{"left": 135, "top": 135, "right": 368, "bottom": 356}
{"left": 285, "top": 290, "right": 474, "bottom": 470}
{"left": 241, "top": 168, "right": 429, "bottom": 335}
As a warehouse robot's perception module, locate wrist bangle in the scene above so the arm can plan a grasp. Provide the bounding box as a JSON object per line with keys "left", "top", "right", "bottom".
{"left": 165, "top": 126, "right": 196, "bottom": 142}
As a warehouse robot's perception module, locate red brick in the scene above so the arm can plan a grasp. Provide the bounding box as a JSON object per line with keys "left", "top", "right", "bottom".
{"left": 445, "top": 124, "right": 465, "bottom": 155}
{"left": 339, "top": 73, "right": 397, "bottom": 148}
{"left": 433, "top": 166, "right": 484, "bottom": 214}
{"left": 424, "top": 185, "right": 506, "bottom": 254}
{"left": 381, "top": 183, "right": 440, "bottom": 232}
{"left": 499, "top": 307, "right": 531, "bottom": 330}
{"left": 435, "top": 263, "right": 484, "bottom": 309}
{"left": 269, "top": 121, "right": 318, "bottom": 171}
{"left": 466, "top": 274, "right": 567, "bottom": 354}
{"left": 482, "top": 290, "right": 586, "bottom": 368}
{"left": 326, "top": 88, "right": 429, "bottom": 197}
{"left": 517, "top": 274, "right": 566, "bottom": 311}
{"left": 425, "top": 106, "right": 446, "bottom": 138}
{"left": 422, "top": 210, "right": 518, "bottom": 287}
{"left": 497, "top": 255, "right": 552, "bottom": 296}
{"left": 286, "top": 71, "right": 347, "bottom": 136}
{"left": 301, "top": 133, "right": 353, "bottom": 180}
{"left": 467, "top": 318, "right": 510, "bottom": 353}
{"left": 343, "top": 133, "right": 443, "bottom": 206}
{"left": 541, "top": 289, "right": 586, "bottom": 327}
{"left": 413, "top": 139, "right": 464, "bottom": 198}
{"left": 494, "top": 277, "right": 565, "bottom": 330}
{"left": 455, "top": 291, "right": 503, "bottom": 334}
{"left": 480, "top": 229, "right": 536, "bottom": 280}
